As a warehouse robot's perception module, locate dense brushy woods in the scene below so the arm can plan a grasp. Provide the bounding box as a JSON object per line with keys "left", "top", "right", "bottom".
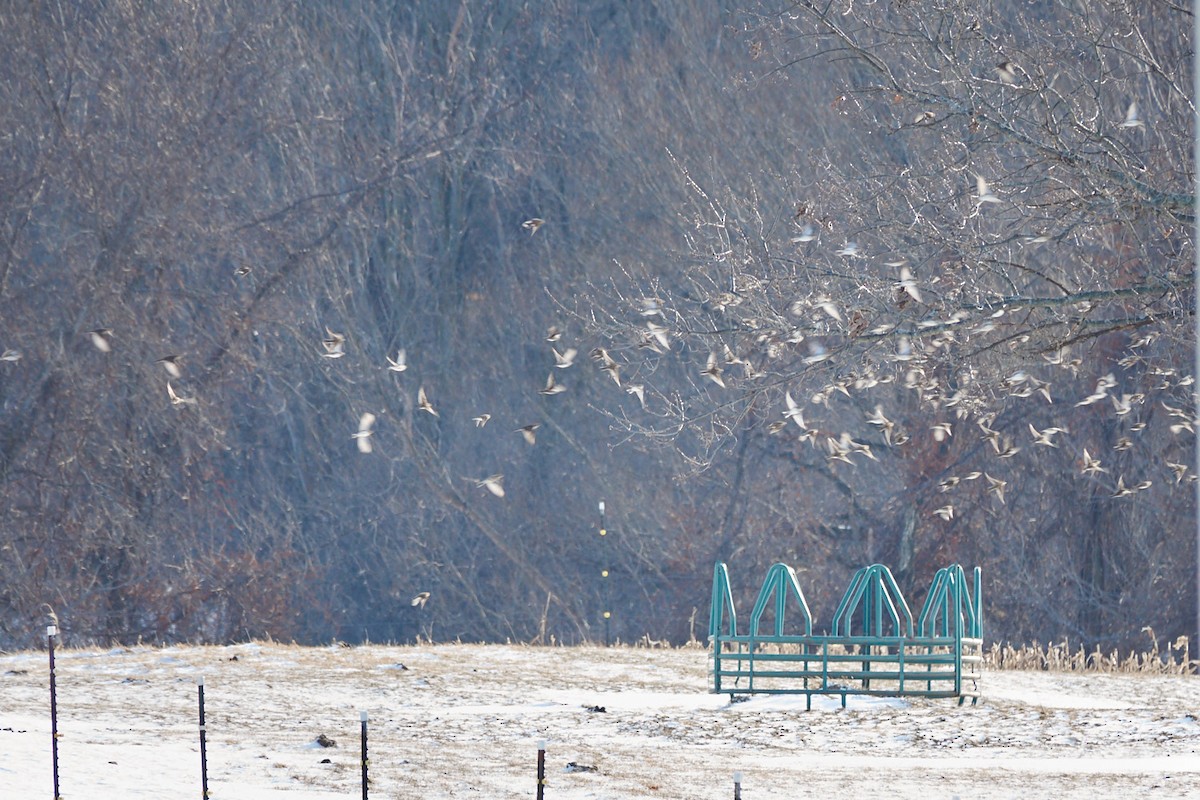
{"left": 0, "top": 1, "right": 1194, "bottom": 652}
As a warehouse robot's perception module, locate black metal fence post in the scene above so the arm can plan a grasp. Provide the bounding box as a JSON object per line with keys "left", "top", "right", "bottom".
{"left": 198, "top": 675, "right": 208, "bottom": 799}
{"left": 360, "top": 710, "right": 369, "bottom": 800}
{"left": 536, "top": 740, "right": 546, "bottom": 800}
{"left": 48, "top": 625, "right": 60, "bottom": 800}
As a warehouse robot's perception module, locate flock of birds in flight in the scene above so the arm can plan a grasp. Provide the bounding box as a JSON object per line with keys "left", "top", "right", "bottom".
{"left": 0, "top": 84, "right": 1175, "bottom": 526}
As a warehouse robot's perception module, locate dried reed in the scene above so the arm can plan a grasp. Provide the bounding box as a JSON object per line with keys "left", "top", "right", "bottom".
{"left": 984, "top": 630, "right": 1196, "bottom": 675}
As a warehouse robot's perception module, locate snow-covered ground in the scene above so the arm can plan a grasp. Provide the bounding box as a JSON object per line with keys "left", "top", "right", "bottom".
{"left": 1, "top": 641, "right": 1197, "bottom": 798}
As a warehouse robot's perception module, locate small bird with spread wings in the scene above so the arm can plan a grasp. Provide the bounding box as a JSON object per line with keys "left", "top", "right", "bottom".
{"left": 1119, "top": 100, "right": 1144, "bottom": 129}
{"left": 89, "top": 328, "right": 113, "bottom": 353}
{"left": 701, "top": 351, "right": 725, "bottom": 388}
{"left": 417, "top": 386, "right": 438, "bottom": 416}
{"left": 353, "top": 412, "right": 376, "bottom": 453}
{"left": 387, "top": 349, "right": 408, "bottom": 372}
{"left": 539, "top": 373, "right": 567, "bottom": 396}
{"left": 470, "top": 474, "right": 505, "bottom": 497}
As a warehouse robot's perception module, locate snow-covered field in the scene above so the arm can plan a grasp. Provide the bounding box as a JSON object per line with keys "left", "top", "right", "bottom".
{"left": 1, "top": 641, "right": 1197, "bottom": 798}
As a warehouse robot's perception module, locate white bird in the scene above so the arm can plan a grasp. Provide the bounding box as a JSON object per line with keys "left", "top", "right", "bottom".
{"left": 994, "top": 61, "right": 1019, "bottom": 85}
{"left": 516, "top": 424, "right": 539, "bottom": 445}
{"left": 472, "top": 474, "right": 505, "bottom": 497}
{"left": 639, "top": 297, "right": 664, "bottom": 317}
{"left": 814, "top": 296, "right": 842, "bottom": 322}
{"left": 0, "top": 348, "right": 21, "bottom": 362}
{"left": 156, "top": 355, "right": 183, "bottom": 379}
{"left": 167, "top": 382, "right": 196, "bottom": 406}
{"left": 784, "top": 391, "right": 806, "bottom": 429}
{"left": 866, "top": 405, "right": 894, "bottom": 437}
{"left": 522, "top": 218, "right": 545, "bottom": 235}
{"left": 545, "top": 325, "right": 563, "bottom": 342}
{"left": 646, "top": 321, "right": 671, "bottom": 350}
{"left": 626, "top": 383, "right": 646, "bottom": 407}
{"left": 411, "top": 592, "right": 430, "bottom": 608}
{"left": 553, "top": 347, "right": 578, "bottom": 369}
{"left": 1081, "top": 448, "right": 1107, "bottom": 475}
{"left": 701, "top": 351, "right": 725, "bottom": 388}
{"left": 984, "top": 473, "right": 1007, "bottom": 504}
{"left": 539, "top": 373, "right": 567, "bottom": 395}
{"left": 1028, "top": 423, "right": 1065, "bottom": 447}
{"left": 975, "top": 175, "right": 1001, "bottom": 206}
{"left": 836, "top": 241, "right": 859, "bottom": 258}
{"left": 417, "top": 386, "right": 438, "bottom": 416}
{"left": 473, "top": 414, "right": 491, "bottom": 427}
{"left": 321, "top": 327, "right": 346, "bottom": 358}
{"left": 353, "top": 412, "right": 376, "bottom": 453}
{"left": 1111, "top": 476, "right": 1134, "bottom": 498}
{"left": 591, "top": 347, "right": 621, "bottom": 385}
{"left": 896, "top": 266, "right": 922, "bottom": 303}
{"left": 88, "top": 328, "right": 113, "bottom": 353}
{"left": 934, "top": 505, "right": 954, "bottom": 521}
{"left": 1119, "top": 100, "right": 1144, "bottom": 129}
{"left": 387, "top": 349, "right": 408, "bottom": 372}
{"left": 792, "top": 224, "right": 816, "bottom": 243}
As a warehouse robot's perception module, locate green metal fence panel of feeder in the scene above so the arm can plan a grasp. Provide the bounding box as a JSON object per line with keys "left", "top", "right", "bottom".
{"left": 708, "top": 561, "right": 983, "bottom": 707}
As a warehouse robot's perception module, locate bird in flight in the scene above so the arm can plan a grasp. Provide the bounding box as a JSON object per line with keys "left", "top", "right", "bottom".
{"left": 321, "top": 327, "right": 346, "bottom": 359}
{"left": 1119, "top": 100, "right": 1144, "bottom": 129}
{"left": 422, "top": 383, "right": 441, "bottom": 417}
{"left": 1081, "top": 448, "right": 1106, "bottom": 475}
{"left": 593, "top": 348, "right": 621, "bottom": 386}
{"left": 539, "top": 373, "right": 567, "bottom": 396}
{"left": 0, "top": 348, "right": 20, "bottom": 362}
{"left": 89, "top": 328, "right": 113, "bottom": 353}
{"left": 353, "top": 412, "right": 376, "bottom": 453}
{"left": 470, "top": 474, "right": 505, "bottom": 497}
{"left": 411, "top": 592, "right": 430, "bottom": 608}
{"left": 473, "top": 414, "right": 491, "bottom": 427}
{"left": 553, "top": 347, "right": 577, "bottom": 369}
{"left": 896, "top": 266, "right": 922, "bottom": 303}
{"left": 626, "top": 383, "right": 645, "bottom": 408}
{"left": 646, "top": 321, "right": 671, "bottom": 350}
{"left": 784, "top": 391, "right": 806, "bottom": 429}
{"left": 791, "top": 223, "right": 816, "bottom": 243}
{"left": 156, "top": 355, "right": 183, "bottom": 379}
{"left": 167, "top": 382, "right": 196, "bottom": 406}
{"left": 387, "top": 349, "right": 408, "bottom": 372}
{"left": 522, "top": 218, "right": 545, "bottom": 235}
{"left": 1028, "top": 424, "right": 1066, "bottom": 447}
{"left": 701, "top": 351, "right": 725, "bottom": 388}
{"left": 516, "top": 423, "right": 540, "bottom": 445}
{"left": 994, "top": 61, "right": 1019, "bottom": 85}
{"left": 975, "top": 175, "right": 1001, "bottom": 206}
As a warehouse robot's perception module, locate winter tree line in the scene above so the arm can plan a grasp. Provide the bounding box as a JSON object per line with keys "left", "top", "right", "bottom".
{"left": 0, "top": 1, "right": 1194, "bottom": 654}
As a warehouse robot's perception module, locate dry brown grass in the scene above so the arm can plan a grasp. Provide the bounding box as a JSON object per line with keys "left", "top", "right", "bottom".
{"left": 985, "top": 630, "right": 1197, "bottom": 674}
